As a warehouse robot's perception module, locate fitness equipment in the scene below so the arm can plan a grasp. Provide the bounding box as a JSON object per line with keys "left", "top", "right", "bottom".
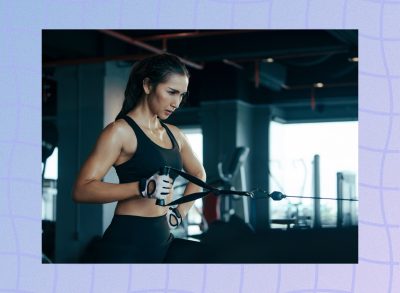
{"left": 174, "top": 147, "right": 251, "bottom": 226}
{"left": 154, "top": 166, "right": 358, "bottom": 207}
{"left": 216, "top": 147, "right": 250, "bottom": 223}
{"left": 270, "top": 155, "right": 357, "bottom": 229}
{"left": 271, "top": 202, "right": 311, "bottom": 230}
{"left": 313, "top": 154, "right": 321, "bottom": 228}
{"left": 155, "top": 166, "right": 358, "bottom": 263}
{"left": 337, "top": 172, "right": 357, "bottom": 227}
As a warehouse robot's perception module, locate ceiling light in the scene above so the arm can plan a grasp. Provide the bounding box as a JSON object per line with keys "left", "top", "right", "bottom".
{"left": 349, "top": 57, "right": 358, "bottom": 62}
{"left": 264, "top": 58, "right": 274, "bottom": 63}
{"left": 314, "top": 82, "right": 324, "bottom": 88}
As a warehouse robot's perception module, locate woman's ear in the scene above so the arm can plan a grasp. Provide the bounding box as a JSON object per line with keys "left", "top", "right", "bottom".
{"left": 143, "top": 77, "right": 152, "bottom": 95}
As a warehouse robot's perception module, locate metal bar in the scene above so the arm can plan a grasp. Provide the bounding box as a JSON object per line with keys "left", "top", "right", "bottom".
{"left": 284, "top": 195, "right": 358, "bottom": 201}
{"left": 313, "top": 154, "right": 321, "bottom": 228}
{"left": 136, "top": 30, "right": 254, "bottom": 41}
{"left": 99, "top": 30, "right": 204, "bottom": 70}
{"left": 285, "top": 82, "right": 357, "bottom": 90}
{"left": 274, "top": 49, "right": 349, "bottom": 60}
{"left": 254, "top": 61, "right": 259, "bottom": 88}
{"left": 222, "top": 59, "right": 244, "bottom": 70}
{"left": 231, "top": 48, "right": 349, "bottom": 62}
{"left": 43, "top": 53, "right": 150, "bottom": 67}
{"left": 337, "top": 172, "right": 344, "bottom": 227}
{"left": 240, "top": 164, "right": 251, "bottom": 226}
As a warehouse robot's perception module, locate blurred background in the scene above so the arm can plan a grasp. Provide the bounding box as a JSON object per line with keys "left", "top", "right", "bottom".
{"left": 42, "top": 30, "right": 358, "bottom": 263}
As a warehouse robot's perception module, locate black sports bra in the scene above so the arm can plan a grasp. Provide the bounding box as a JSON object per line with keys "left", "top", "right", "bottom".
{"left": 114, "top": 116, "right": 183, "bottom": 183}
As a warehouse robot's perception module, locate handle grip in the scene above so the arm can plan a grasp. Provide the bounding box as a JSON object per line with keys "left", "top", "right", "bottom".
{"left": 159, "top": 166, "right": 170, "bottom": 175}
{"left": 155, "top": 166, "right": 171, "bottom": 206}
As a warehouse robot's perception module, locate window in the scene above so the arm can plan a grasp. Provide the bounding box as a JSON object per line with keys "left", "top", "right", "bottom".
{"left": 43, "top": 147, "right": 58, "bottom": 180}
{"left": 269, "top": 121, "right": 358, "bottom": 228}
{"left": 42, "top": 147, "right": 58, "bottom": 221}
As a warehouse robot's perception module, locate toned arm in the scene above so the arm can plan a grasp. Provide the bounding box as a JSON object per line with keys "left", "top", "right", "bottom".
{"left": 169, "top": 125, "right": 206, "bottom": 218}
{"left": 72, "top": 121, "right": 141, "bottom": 203}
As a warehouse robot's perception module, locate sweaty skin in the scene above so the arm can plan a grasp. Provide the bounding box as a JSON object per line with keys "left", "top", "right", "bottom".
{"left": 73, "top": 73, "right": 206, "bottom": 219}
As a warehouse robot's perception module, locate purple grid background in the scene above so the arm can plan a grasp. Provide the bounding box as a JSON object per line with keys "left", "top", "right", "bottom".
{"left": 0, "top": 0, "right": 399, "bottom": 292}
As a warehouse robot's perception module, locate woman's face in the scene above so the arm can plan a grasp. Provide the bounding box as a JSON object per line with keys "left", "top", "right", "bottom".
{"left": 147, "top": 73, "right": 189, "bottom": 120}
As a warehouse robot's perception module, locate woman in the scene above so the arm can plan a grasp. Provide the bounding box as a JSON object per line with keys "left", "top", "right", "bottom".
{"left": 73, "top": 53, "right": 206, "bottom": 263}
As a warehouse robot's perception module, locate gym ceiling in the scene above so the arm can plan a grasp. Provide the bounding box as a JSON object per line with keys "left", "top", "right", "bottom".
{"left": 43, "top": 30, "right": 357, "bottom": 119}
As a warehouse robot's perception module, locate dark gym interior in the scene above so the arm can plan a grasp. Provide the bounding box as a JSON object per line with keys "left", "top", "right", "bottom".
{"left": 42, "top": 30, "right": 358, "bottom": 263}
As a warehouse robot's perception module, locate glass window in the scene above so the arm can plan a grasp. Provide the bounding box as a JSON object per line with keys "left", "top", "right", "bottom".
{"left": 43, "top": 147, "right": 58, "bottom": 180}
{"left": 269, "top": 121, "right": 358, "bottom": 228}
{"left": 42, "top": 147, "right": 58, "bottom": 221}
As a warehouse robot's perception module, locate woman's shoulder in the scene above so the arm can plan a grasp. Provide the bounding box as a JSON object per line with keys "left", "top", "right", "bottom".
{"left": 105, "top": 119, "right": 129, "bottom": 132}
{"left": 163, "top": 123, "right": 182, "bottom": 137}
{"left": 163, "top": 123, "right": 186, "bottom": 149}
{"left": 102, "top": 119, "right": 137, "bottom": 143}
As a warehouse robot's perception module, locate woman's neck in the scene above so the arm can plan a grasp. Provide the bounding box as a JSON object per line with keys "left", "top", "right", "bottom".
{"left": 129, "top": 104, "right": 161, "bottom": 131}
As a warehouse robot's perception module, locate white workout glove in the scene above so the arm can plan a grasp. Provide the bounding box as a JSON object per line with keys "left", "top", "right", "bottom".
{"left": 166, "top": 206, "right": 182, "bottom": 229}
{"left": 139, "top": 172, "right": 173, "bottom": 199}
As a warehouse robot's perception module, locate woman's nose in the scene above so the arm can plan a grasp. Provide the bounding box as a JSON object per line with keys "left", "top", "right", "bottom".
{"left": 171, "top": 97, "right": 180, "bottom": 109}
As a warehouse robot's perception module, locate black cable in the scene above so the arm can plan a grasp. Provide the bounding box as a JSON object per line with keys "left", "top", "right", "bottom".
{"left": 266, "top": 191, "right": 358, "bottom": 202}
{"left": 155, "top": 167, "right": 359, "bottom": 206}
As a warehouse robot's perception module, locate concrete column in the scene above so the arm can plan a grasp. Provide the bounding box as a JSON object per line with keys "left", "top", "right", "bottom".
{"left": 248, "top": 106, "right": 271, "bottom": 231}
{"left": 200, "top": 100, "right": 238, "bottom": 181}
{"left": 55, "top": 64, "right": 105, "bottom": 262}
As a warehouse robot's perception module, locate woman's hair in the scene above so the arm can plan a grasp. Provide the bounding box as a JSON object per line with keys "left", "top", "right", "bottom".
{"left": 115, "top": 53, "right": 190, "bottom": 120}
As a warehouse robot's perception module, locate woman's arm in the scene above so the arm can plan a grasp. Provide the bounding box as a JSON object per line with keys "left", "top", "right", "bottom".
{"left": 73, "top": 121, "right": 141, "bottom": 203}
{"left": 173, "top": 127, "right": 206, "bottom": 218}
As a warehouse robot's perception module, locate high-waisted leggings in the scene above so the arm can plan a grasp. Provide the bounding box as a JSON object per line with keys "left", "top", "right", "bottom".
{"left": 91, "top": 214, "right": 207, "bottom": 263}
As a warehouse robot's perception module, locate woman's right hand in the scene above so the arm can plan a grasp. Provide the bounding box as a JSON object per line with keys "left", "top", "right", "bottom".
{"left": 139, "top": 172, "right": 173, "bottom": 199}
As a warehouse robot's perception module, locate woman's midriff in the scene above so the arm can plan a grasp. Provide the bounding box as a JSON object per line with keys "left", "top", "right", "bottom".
{"left": 114, "top": 193, "right": 173, "bottom": 217}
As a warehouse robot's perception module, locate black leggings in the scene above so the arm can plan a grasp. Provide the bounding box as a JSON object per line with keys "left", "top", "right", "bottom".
{"left": 89, "top": 214, "right": 209, "bottom": 263}
{"left": 92, "top": 214, "right": 172, "bottom": 263}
